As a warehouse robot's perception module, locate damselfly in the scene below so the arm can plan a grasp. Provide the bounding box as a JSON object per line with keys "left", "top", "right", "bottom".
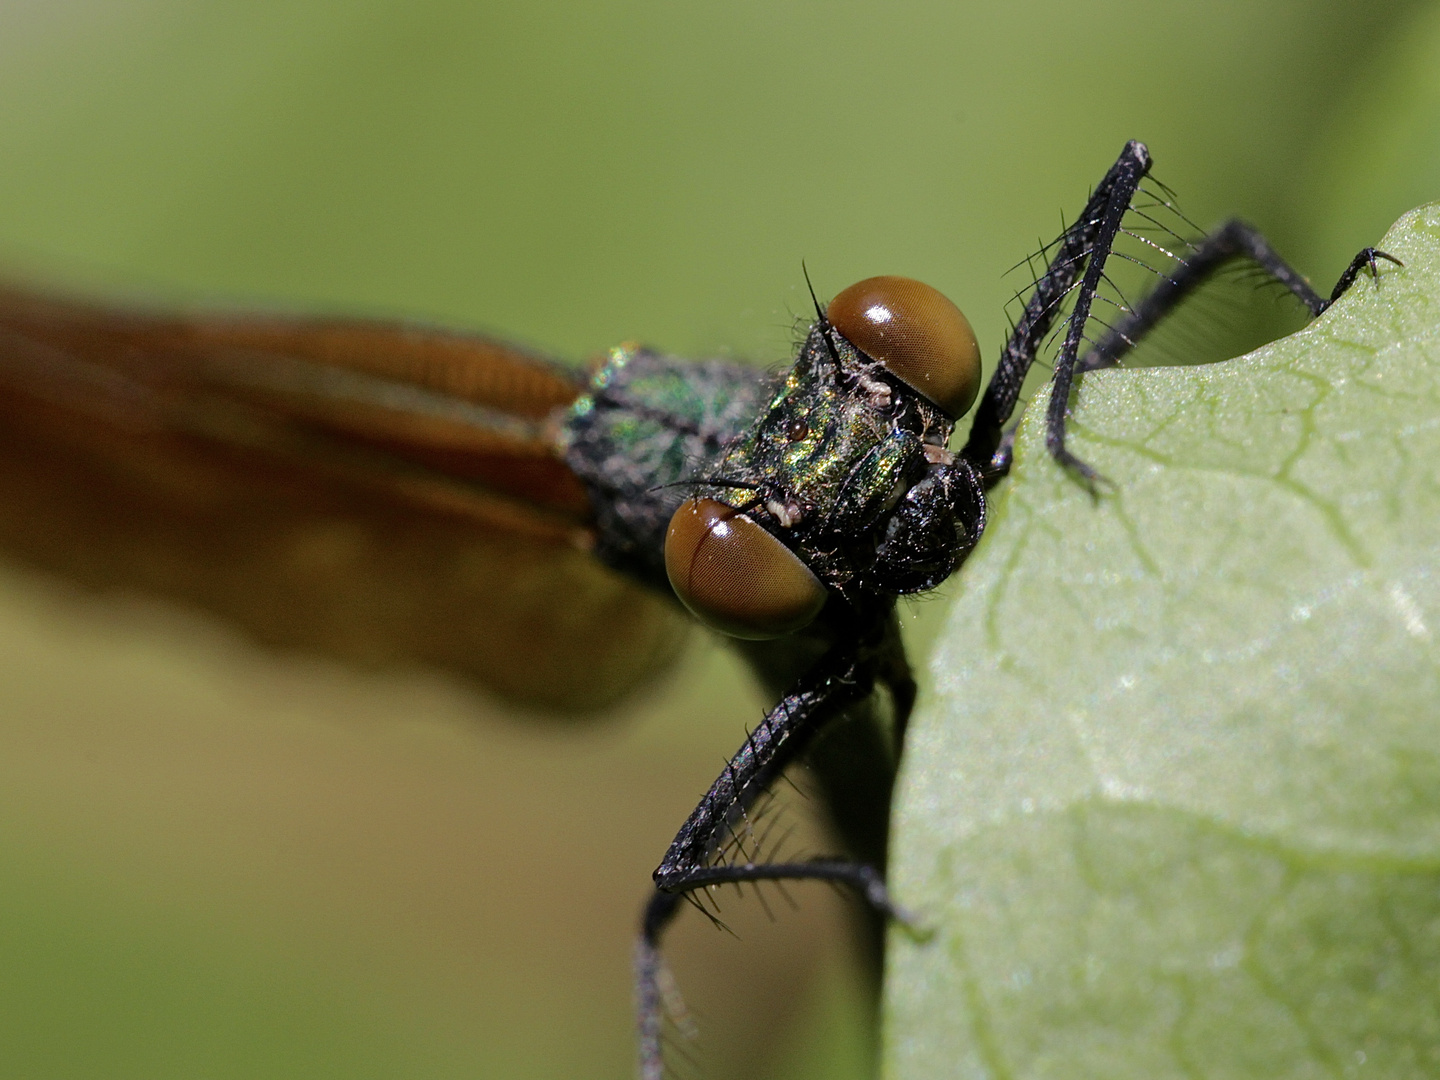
{"left": 0, "top": 140, "right": 1397, "bottom": 1078}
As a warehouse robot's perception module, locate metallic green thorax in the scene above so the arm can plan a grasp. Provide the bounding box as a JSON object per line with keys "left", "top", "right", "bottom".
{"left": 702, "top": 326, "right": 960, "bottom": 596}
{"left": 560, "top": 344, "right": 778, "bottom": 591}
{"left": 561, "top": 326, "right": 981, "bottom": 607}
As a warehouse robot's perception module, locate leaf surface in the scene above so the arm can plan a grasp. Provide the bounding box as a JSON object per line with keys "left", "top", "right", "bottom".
{"left": 886, "top": 206, "right": 1440, "bottom": 1079}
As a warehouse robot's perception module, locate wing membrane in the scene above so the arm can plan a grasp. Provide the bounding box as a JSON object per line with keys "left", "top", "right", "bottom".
{"left": 0, "top": 284, "right": 688, "bottom": 712}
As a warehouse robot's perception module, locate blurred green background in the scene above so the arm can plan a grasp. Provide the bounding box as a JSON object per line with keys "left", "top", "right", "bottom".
{"left": 0, "top": 2, "right": 1431, "bottom": 1078}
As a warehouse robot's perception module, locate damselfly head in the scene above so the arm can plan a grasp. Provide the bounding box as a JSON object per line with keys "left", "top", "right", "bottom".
{"left": 659, "top": 275, "right": 984, "bottom": 626}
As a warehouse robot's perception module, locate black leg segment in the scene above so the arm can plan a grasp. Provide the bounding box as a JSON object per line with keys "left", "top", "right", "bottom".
{"left": 636, "top": 861, "right": 909, "bottom": 1080}
{"left": 961, "top": 140, "right": 1151, "bottom": 472}
{"left": 963, "top": 148, "right": 1402, "bottom": 488}
{"left": 1078, "top": 223, "right": 1403, "bottom": 375}
{"left": 637, "top": 606, "right": 911, "bottom": 1079}
{"left": 1329, "top": 246, "right": 1404, "bottom": 304}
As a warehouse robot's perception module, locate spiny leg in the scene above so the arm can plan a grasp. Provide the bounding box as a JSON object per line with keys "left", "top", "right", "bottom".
{"left": 963, "top": 146, "right": 1400, "bottom": 485}
{"left": 1038, "top": 144, "right": 1153, "bottom": 487}
{"left": 637, "top": 611, "right": 911, "bottom": 1079}
{"left": 1077, "top": 219, "right": 1402, "bottom": 374}
{"left": 637, "top": 863, "right": 910, "bottom": 1080}
{"left": 1327, "top": 246, "right": 1403, "bottom": 304}
{"left": 961, "top": 140, "right": 1152, "bottom": 474}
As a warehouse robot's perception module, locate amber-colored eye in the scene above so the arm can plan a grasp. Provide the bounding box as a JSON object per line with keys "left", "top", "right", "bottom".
{"left": 664, "top": 497, "right": 827, "bottom": 639}
{"left": 826, "top": 275, "right": 981, "bottom": 418}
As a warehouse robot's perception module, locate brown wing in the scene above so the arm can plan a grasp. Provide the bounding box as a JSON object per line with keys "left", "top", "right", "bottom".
{"left": 0, "top": 284, "right": 688, "bottom": 713}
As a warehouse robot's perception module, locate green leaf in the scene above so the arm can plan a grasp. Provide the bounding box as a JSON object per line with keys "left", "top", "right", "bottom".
{"left": 885, "top": 206, "right": 1440, "bottom": 1079}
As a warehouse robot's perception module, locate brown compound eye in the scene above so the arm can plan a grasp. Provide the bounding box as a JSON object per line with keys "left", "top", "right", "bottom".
{"left": 826, "top": 275, "right": 981, "bottom": 418}
{"left": 664, "top": 497, "right": 827, "bottom": 639}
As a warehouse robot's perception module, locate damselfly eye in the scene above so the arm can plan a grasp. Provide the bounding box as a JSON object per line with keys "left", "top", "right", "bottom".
{"left": 664, "top": 497, "right": 827, "bottom": 639}
{"left": 827, "top": 275, "right": 981, "bottom": 418}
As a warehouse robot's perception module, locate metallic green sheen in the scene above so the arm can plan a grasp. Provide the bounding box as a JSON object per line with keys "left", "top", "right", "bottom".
{"left": 705, "top": 328, "right": 954, "bottom": 592}
{"left": 560, "top": 345, "right": 779, "bottom": 592}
